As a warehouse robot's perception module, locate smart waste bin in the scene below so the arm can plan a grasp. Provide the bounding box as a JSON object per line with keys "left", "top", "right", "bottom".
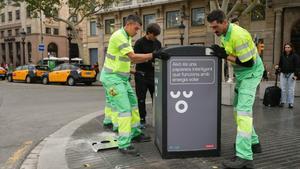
{"left": 154, "top": 46, "right": 221, "bottom": 159}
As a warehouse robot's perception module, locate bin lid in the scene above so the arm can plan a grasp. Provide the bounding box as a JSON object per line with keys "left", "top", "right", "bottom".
{"left": 162, "top": 45, "right": 214, "bottom": 57}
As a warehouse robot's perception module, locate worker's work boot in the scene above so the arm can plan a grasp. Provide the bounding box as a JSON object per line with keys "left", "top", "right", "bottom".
{"left": 223, "top": 156, "right": 254, "bottom": 169}
{"left": 251, "top": 143, "right": 262, "bottom": 153}
{"left": 233, "top": 143, "right": 262, "bottom": 154}
{"left": 118, "top": 146, "right": 139, "bottom": 156}
{"left": 103, "top": 123, "right": 113, "bottom": 130}
{"left": 132, "top": 133, "right": 151, "bottom": 143}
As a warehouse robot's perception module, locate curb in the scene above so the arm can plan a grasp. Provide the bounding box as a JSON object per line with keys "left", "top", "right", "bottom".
{"left": 20, "top": 111, "right": 104, "bottom": 169}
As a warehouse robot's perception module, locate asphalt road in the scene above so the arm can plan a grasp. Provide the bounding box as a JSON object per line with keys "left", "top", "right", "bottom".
{"left": 0, "top": 80, "right": 105, "bottom": 168}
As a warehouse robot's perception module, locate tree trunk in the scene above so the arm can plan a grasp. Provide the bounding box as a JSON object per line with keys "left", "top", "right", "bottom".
{"left": 72, "top": 30, "right": 84, "bottom": 61}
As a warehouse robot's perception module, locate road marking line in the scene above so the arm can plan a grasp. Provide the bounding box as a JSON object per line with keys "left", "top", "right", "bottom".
{"left": 2, "top": 141, "right": 33, "bottom": 169}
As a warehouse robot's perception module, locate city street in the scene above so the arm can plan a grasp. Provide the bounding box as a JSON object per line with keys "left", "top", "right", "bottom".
{"left": 0, "top": 81, "right": 105, "bottom": 168}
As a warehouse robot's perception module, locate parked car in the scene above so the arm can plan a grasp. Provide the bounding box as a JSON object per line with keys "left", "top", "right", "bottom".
{"left": 41, "top": 63, "right": 96, "bottom": 86}
{"left": 7, "top": 65, "right": 49, "bottom": 83}
{"left": 0, "top": 67, "right": 7, "bottom": 80}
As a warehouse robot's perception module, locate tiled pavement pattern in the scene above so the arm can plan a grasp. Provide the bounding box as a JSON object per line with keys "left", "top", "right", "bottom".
{"left": 65, "top": 99, "right": 300, "bottom": 169}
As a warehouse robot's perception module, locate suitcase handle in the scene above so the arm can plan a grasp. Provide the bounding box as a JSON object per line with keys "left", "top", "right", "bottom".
{"left": 275, "top": 70, "right": 279, "bottom": 87}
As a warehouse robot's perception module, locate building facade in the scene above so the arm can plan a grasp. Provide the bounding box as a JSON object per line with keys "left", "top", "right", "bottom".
{"left": 82, "top": 0, "right": 300, "bottom": 75}
{"left": 1, "top": 0, "right": 300, "bottom": 73}
{"left": 0, "top": 1, "right": 71, "bottom": 67}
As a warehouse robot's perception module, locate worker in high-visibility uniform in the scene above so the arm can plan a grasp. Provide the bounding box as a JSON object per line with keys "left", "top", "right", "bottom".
{"left": 100, "top": 14, "right": 168, "bottom": 155}
{"left": 207, "top": 10, "right": 264, "bottom": 169}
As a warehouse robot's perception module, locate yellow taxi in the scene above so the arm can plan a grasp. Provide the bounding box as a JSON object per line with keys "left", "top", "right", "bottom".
{"left": 0, "top": 67, "right": 7, "bottom": 80}
{"left": 7, "top": 64, "right": 49, "bottom": 83}
{"left": 41, "top": 63, "right": 96, "bottom": 86}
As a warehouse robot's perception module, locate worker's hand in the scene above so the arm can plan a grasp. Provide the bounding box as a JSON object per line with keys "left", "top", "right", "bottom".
{"left": 153, "top": 49, "right": 170, "bottom": 60}
{"left": 211, "top": 44, "right": 228, "bottom": 59}
{"left": 292, "top": 76, "right": 297, "bottom": 80}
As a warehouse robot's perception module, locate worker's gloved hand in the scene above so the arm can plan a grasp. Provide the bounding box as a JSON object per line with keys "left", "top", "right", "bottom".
{"left": 211, "top": 44, "right": 228, "bottom": 59}
{"left": 153, "top": 49, "right": 170, "bottom": 60}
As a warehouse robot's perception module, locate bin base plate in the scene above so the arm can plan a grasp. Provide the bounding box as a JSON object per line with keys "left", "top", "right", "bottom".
{"left": 91, "top": 133, "right": 118, "bottom": 152}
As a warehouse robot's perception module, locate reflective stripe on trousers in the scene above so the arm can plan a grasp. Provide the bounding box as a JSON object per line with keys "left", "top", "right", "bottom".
{"left": 103, "top": 105, "right": 112, "bottom": 125}
{"left": 100, "top": 71, "right": 142, "bottom": 148}
{"left": 233, "top": 73, "right": 262, "bottom": 160}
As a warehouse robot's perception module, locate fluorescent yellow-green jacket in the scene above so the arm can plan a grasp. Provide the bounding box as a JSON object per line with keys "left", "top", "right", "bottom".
{"left": 221, "top": 23, "right": 264, "bottom": 80}
{"left": 103, "top": 28, "right": 133, "bottom": 78}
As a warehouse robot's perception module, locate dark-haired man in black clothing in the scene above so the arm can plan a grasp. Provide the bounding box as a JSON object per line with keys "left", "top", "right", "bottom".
{"left": 134, "top": 23, "right": 162, "bottom": 128}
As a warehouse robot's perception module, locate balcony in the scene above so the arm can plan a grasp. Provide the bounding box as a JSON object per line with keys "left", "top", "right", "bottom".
{"left": 99, "top": 0, "right": 184, "bottom": 13}
{"left": 120, "top": 0, "right": 133, "bottom": 6}
{"left": 139, "top": 0, "right": 154, "bottom": 3}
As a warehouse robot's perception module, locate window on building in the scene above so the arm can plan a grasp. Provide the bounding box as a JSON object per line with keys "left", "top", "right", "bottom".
{"left": 89, "top": 48, "right": 98, "bottom": 65}
{"left": 1, "top": 43, "right": 6, "bottom": 62}
{"left": 27, "top": 42, "right": 32, "bottom": 62}
{"left": 26, "top": 27, "right": 31, "bottom": 34}
{"left": 251, "top": 0, "right": 266, "bottom": 21}
{"left": 15, "top": 29, "right": 19, "bottom": 36}
{"left": 121, "top": 0, "right": 132, "bottom": 6}
{"left": 191, "top": 8, "right": 205, "bottom": 26}
{"left": 1, "top": 13, "right": 5, "bottom": 23}
{"left": 16, "top": 42, "right": 21, "bottom": 64}
{"left": 53, "top": 28, "right": 59, "bottom": 35}
{"left": 123, "top": 17, "right": 127, "bottom": 27}
{"left": 90, "top": 21, "right": 97, "bottom": 36}
{"left": 26, "top": 7, "right": 31, "bottom": 18}
{"left": 105, "top": 19, "right": 115, "bottom": 34}
{"left": 227, "top": 3, "right": 234, "bottom": 13}
{"left": 71, "top": 15, "right": 78, "bottom": 22}
{"left": 0, "top": 31, "right": 4, "bottom": 38}
{"left": 8, "top": 12, "right": 12, "bottom": 21}
{"left": 143, "top": 14, "right": 156, "bottom": 31}
{"left": 166, "top": 10, "right": 180, "bottom": 29}
{"left": 8, "top": 43, "right": 13, "bottom": 60}
{"left": 8, "top": 30, "right": 12, "bottom": 36}
{"left": 16, "top": 10, "right": 20, "bottom": 20}
{"left": 46, "top": 27, "right": 51, "bottom": 34}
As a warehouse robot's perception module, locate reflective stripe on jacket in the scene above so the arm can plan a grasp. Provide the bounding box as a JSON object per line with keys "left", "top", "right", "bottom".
{"left": 103, "top": 28, "right": 133, "bottom": 77}
{"left": 221, "top": 23, "right": 264, "bottom": 80}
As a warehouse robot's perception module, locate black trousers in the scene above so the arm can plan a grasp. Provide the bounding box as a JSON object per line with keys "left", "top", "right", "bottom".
{"left": 134, "top": 71, "right": 154, "bottom": 122}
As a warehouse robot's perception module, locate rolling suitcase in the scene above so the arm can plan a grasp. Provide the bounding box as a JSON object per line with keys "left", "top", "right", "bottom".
{"left": 263, "top": 72, "right": 281, "bottom": 107}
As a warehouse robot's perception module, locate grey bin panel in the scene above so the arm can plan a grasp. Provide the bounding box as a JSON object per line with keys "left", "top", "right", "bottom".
{"left": 154, "top": 46, "right": 221, "bottom": 159}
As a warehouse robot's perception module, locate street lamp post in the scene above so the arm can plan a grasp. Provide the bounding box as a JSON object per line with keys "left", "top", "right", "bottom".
{"left": 20, "top": 29, "right": 26, "bottom": 65}
{"left": 66, "top": 26, "right": 72, "bottom": 63}
{"left": 178, "top": 21, "right": 185, "bottom": 46}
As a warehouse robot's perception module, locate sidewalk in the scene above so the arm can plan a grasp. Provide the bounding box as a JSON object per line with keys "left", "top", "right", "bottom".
{"left": 21, "top": 98, "right": 300, "bottom": 169}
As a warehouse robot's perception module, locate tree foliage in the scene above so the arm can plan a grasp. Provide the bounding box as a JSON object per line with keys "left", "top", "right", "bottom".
{"left": 14, "top": 0, "right": 118, "bottom": 26}
{"left": 0, "top": 0, "right": 4, "bottom": 9}
{"left": 214, "top": 0, "right": 263, "bottom": 19}
{"left": 8, "top": 0, "right": 118, "bottom": 58}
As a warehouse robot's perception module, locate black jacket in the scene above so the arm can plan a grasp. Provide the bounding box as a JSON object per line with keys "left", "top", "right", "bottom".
{"left": 278, "top": 52, "right": 299, "bottom": 76}
{"left": 134, "top": 36, "right": 161, "bottom": 74}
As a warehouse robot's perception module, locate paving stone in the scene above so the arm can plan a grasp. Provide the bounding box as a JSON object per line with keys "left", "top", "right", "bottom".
{"left": 65, "top": 98, "right": 300, "bottom": 168}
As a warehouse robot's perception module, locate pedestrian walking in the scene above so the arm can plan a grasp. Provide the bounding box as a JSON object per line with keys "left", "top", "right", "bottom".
{"left": 100, "top": 14, "right": 168, "bottom": 155}
{"left": 208, "top": 10, "right": 264, "bottom": 169}
{"left": 134, "top": 23, "right": 162, "bottom": 128}
{"left": 275, "top": 42, "right": 299, "bottom": 108}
